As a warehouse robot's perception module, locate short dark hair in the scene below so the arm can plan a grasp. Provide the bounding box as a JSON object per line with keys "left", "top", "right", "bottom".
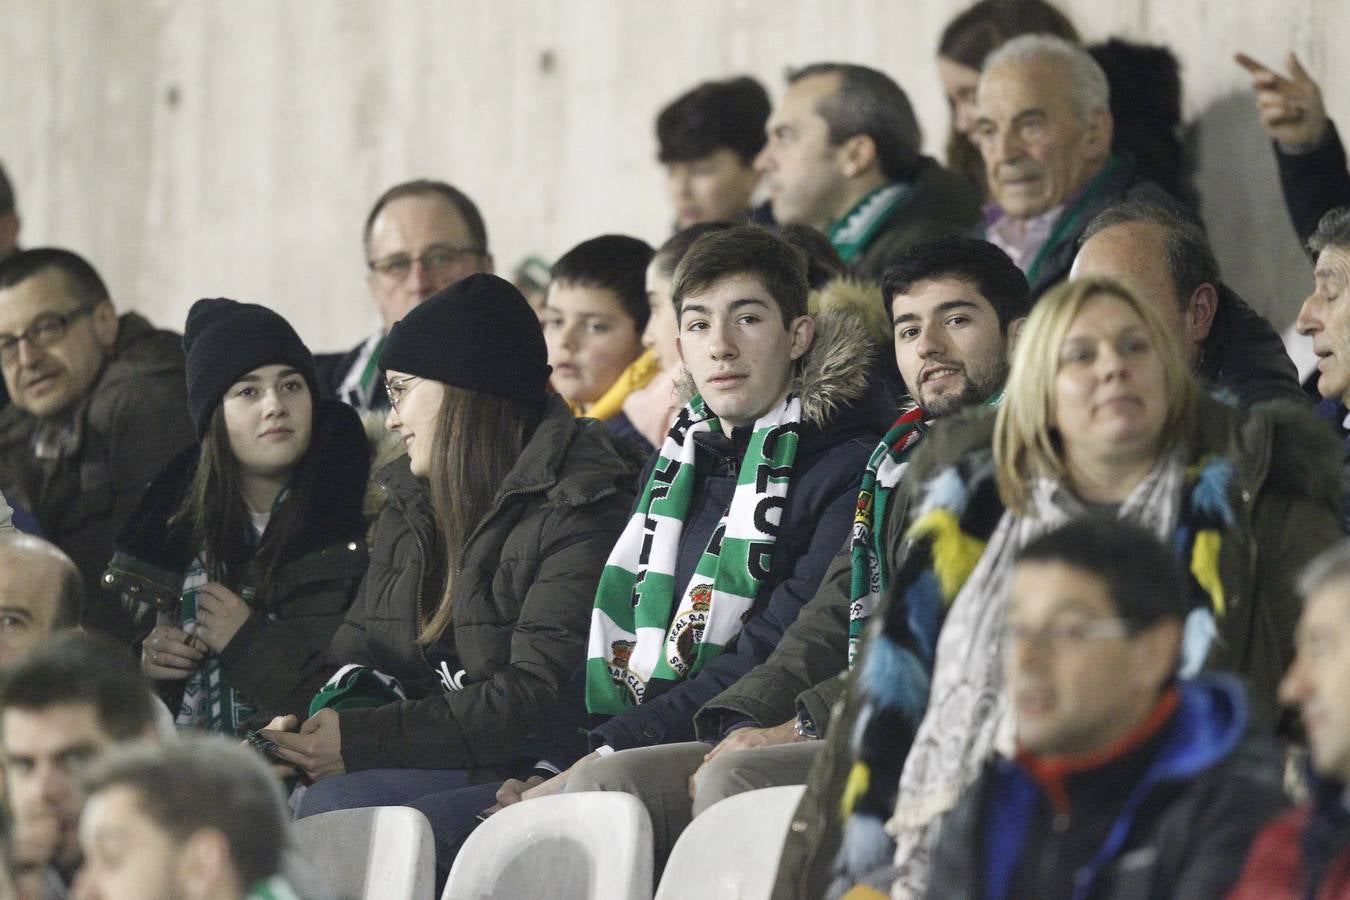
{"left": 0, "top": 632, "right": 157, "bottom": 741}
{"left": 787, "top": 63, "right": 922, "bottom": 183}
{"left": 549, "top": 234, "right": 655, "bottom": 334}
{"left": 1309, "top": 207, "right": 1350, "bottom": 258}
{"left": 672, "top": 225, "right": 809, "bottom": 327}
{"left": 881, "top": 236, "right": 1031, "bottom": 331}
{"left": 362, "top": 179, "right": 488, "bottom": 257}
{"left": 657, "top": 77, "right": 771, "bottom": 166}
{"left": 652, "top": 223, "right": 738, "bottom": 281}
{"left": 82, "top": 736, "right": 288, "bottom": 889}
{"left": 1081, "top": 198, "right": 1218, "bottom": 310}
{"left": 0, "top": 162, "right": 14, "bottom": 216}
{"left": 937, "top": 0, "right": 1079, "bottom": 70}
{"left": 778, "top": 224, "right": 845, "bottom": 291}
{"left": 0, "top": 248, "right": 110, "bottom": 308}
{"left": 1016, "top": 517, "right": 1189, "bottom": 627}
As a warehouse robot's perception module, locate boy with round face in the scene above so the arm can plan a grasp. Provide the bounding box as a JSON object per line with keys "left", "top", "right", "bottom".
{"left": 927, "top": 518, "right": 1288, "bottom": 899}
{"left": 540, "top": 235, "right": 653, "bottom": 418}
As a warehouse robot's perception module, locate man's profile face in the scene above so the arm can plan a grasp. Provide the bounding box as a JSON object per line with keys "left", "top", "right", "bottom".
{"left": 754, "top": 74, "right": 850, "bottom": 231}
{"left": 0, "top": 543, "right": 67, "bottom": 667}
{"left": 891, "top": 277, "right": 1009, "bottom": 417}
{"left": 1071, "top": 223, "right": 1199, "bottom": 367}
{"left": 365, "top": 193, "right": 489, "bottom": 332}
{"left": 74, "top": 785, "right": 183, "bottom": 900}
{"left": 973, "top": 57, "right": 1108, "bottom": 218}
{"left": 1296, "top": 245, "right": 1350, "bottom": 406}
{"left": 3, "top": 702, "right": 118, "bottom": 874}
{"left": 1280, "top": 582, "right": 1350, "bottom": 783}
{"left": 0, "top": 269, "right": 116, "bottom": 421}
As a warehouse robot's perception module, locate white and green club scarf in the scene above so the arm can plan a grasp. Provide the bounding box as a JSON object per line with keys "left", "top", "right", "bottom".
{"left": 585, "top": 393, "right": 802, "bottom": 715}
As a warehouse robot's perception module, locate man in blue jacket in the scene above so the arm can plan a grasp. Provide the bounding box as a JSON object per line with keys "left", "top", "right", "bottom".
{"left": 924, "top": 517, "right": 1288, "bottom": 900}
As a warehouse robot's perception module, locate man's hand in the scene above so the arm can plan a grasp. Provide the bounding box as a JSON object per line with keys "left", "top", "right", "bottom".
{"left": 262, "top": 708, "right": 346, "bottom": 781}
{"left": 477, "top": 774, "right": 549, "bottom": 818}
{"left": 477, "top": 750, "right": 605, "bottom": 818}
{"left": 195, "top": 582, "right": 253, "bottom": 653}
{"left": 1235, "top": 51, "right": 1329, "bottom": 151}
{"left": 141, "top": 625, "right": 206, "bottom": 680}
{"left": 689, "top": 719, "right": 805, "bottom": 799}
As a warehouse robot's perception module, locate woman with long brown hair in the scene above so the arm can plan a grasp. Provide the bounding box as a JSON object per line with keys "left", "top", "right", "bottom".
{"left": 260, "top": 274, "right": 639, "bottom": 820}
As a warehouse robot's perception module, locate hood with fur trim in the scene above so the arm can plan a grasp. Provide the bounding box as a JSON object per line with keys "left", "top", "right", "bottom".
{"left": 677, "top": 275, "right": 888, "bottom": 428}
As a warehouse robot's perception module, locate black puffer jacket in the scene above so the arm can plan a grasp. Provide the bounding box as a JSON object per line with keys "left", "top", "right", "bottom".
{"left": 103, "top": 398, "right": 370, "bottom": 729}
{"left": 282, "top": 397, "right": 641, "bottom": 773}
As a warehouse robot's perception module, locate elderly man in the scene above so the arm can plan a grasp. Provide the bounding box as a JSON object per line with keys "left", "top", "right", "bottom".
{"left": 0, "top": 249, "right": 193, "bottom": 644}
{"left": 755, "top": 63, "right": 979, "bottom": 281}
{"left": 1295, "top": 206, "right": 1350, "bottom": 532}
{"left": 318, "top": 179, "right": 492, "bottom": 411}
{"left": 0, "top": 532, "right": 82, "bottom": 665}
{"left": 974, "top": 34, "right": 1179, "bottom": 299}
{"left": 1230, "top": 540, "right": 1350, "bottom": 898}
{"left": 1072, "top": 198, "right": 1303, "bottom": 405}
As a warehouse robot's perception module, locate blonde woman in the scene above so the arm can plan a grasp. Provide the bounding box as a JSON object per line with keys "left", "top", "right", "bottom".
{"left": 777, "top": 277, "right": 1341, "bottom": 899}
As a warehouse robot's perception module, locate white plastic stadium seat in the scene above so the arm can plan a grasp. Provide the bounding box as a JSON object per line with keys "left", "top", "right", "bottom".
{"left": 654, "top": 784, "right": 806, "bottom": 900}
{"left": 293, "top": 806, "right": 437, "bottom": 900}
{"left": 442, "top": 791, "right": 654, "bottom": 900}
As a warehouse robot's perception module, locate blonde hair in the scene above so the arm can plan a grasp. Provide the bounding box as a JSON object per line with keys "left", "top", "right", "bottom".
{"left": 993, "top": 276, "right": 1198, "bottom": 513}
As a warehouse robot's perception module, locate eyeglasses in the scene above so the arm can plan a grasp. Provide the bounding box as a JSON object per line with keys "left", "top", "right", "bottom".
{"left": 0, "top": 307, "right": 97, "bottom": 364}
{"left": 385, "top": 375, "right": 423, "bottom": 412}
{"left": 1002, "top": 617, "right": 1136, "bottom": 653}
{"left": 367, "top": 246, "right": 482, "bottom": 281}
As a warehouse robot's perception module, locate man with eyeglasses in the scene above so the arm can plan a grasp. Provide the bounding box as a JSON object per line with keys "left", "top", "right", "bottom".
{"left": 924, "top": 517, "right": 1287, "bottom": 900}
{"left": 317, "top": 179, "right": 493, "bottom": 411}
{"left": 0, "top": 248, "right": 193, "bottom": 645}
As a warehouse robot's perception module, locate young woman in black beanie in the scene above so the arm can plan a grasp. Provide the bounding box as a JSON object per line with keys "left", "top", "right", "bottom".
{"left": 103, "top": 298, "right": 370, "bottom": 734}
{"left": 260, "top": 274, "right": 640, "bottom": 820}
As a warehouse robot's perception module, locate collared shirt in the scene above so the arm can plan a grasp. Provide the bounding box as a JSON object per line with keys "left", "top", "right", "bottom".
{"left": 983, "top": 203, "right": 1065, "bottom": 274}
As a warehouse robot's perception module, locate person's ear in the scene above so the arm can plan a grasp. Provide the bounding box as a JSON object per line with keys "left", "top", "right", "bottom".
{"left": 1004, "top": 316, "right": 1028, "bottom": 356}
{"left": 787, "top": 315, "right": 817, "bottom": 361}
{"left": 91, "top": 299, "right": 119, "bottom": 351}
{"left": 838, "top": 134, "right": 878, "bottom": 179}
{"left": 177, "top": 828, "right": 237, "bottom": 900}
{"left": 1082, "top": 107, "right": 1114, "bottom": 162}
{"left": 1186, "top": 284, "right": 1219, "bottom": 344}
{"left": 481, "top": 252, "right": 496, "bottom": 276}
{"left": 1132, "top": 619, "right": 1183, "bottom": 689}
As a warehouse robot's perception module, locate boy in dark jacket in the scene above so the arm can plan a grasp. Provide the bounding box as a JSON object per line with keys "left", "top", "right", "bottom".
{"left": 1230, "top": 541, "right": 1350, "bottom": 900}
{"left": 925, "top": 517, "right": 1287, "bottom": 900}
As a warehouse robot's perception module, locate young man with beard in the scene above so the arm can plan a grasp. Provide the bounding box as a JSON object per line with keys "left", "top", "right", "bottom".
{"left": 503, "top": 236, "right": 1027, "bottom": 873}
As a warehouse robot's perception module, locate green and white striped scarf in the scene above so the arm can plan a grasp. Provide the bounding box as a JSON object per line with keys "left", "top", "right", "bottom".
{"left": 585, "top": 393, "right": 802, "bottom": 715}
{"left": 174, "top": 554, "right": 258, "bottom": 734}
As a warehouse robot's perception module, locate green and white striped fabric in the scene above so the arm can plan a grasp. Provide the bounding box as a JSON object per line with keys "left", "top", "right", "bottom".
{"left": 585, "top": 393, "right": 802, "bottom": 715}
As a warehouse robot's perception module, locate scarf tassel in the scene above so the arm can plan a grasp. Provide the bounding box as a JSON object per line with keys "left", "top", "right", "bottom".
{"left": 908, "top": 509, "right": 987, "bottom": 603}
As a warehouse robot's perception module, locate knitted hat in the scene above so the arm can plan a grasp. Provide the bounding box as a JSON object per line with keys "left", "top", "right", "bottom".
{"left": 379, "top": 273, "right": 551, "bottom": 410}
{"left": 183, "top": 298, "right": 320, "bottom": 438}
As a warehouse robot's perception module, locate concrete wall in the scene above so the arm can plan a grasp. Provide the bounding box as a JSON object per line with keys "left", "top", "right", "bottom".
{"left": 2, "top": 0, "right": 1345, "bottom": 353}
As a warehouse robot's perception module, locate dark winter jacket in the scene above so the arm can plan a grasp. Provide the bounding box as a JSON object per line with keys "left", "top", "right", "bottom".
{"left": 1230, "top": 768, "right": 1350, "bottom": 900}
{"left": 851, "top": 157, "right": 982, "bottom": 284}
{"left": 585, "top": 282, "right": 887, "bottom": 754}
{"left": 1199, "top": 284, "right": 1305, "bottom": 406}
{"left": 288, "top": 397, "right": 640, "bottom": 773}
{"left": 0, "top": 312, "right": 196, "bottom": 644}
{"left": 1275, "top": 121, "right": 1350, "bottom": 246}
{"left": 927, "top": 676, "right": 1287, "bottom": 900}
{"left": 772, "top": 396, "right": 1343, "bottom": 900}
{"left": 102, "top": 398, "right": 370, "bottom": 729}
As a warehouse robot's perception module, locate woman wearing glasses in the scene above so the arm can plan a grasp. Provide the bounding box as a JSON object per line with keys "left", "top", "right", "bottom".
{"left": 775, "top": 276, "right": 1343, "bottom": 900}
{"left": 261, "top": 274, "right": 640, "bottom": 818}
{"left": 104, "top": 298, "right": 370, "bottom": 735}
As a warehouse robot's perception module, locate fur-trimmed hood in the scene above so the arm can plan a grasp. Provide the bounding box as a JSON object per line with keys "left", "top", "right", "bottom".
{"left": 676, "top": 275, "right": 887, "bottom": 428}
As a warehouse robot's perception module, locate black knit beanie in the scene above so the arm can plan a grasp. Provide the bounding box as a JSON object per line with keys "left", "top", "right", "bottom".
{"left": 183, "top": 298, "right": 320, "bottom": 438}
{"left": 379, "top": 273, "right": 551, "bottom": 411}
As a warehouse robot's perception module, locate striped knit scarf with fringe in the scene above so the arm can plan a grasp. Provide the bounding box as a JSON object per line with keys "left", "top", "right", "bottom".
{"left": 832, "top": 451, "right": 1236, "bottom": 897}
{"left": 585, "top": 393, "right": 802, "bottom": 716}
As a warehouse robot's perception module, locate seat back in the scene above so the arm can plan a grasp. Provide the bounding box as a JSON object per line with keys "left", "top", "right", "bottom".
{"left": 293, "top": 806, "right": 436, "bottom": 900}
{"left": 442, "top": 791, "right": 653, "bottom": 900}
{"left": 654, "top": 784, "right": 806, "bottom": 900}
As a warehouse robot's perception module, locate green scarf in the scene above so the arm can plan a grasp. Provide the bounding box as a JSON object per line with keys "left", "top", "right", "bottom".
{"left": 828, "top": 182, "right": 912, "bottom": 263}
{"left": 246, "top": 876, "right": 301, "bottom": 900}
{"left": 586, "top": 394, "right": 802, "bottom": 715}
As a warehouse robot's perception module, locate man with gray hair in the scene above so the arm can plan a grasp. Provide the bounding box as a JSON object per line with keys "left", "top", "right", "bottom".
{"left": 1295, "top": 206, "right": 1350, "bottom": 530}
{"left": 1071, "top": 198, "right": 1303, "bottom": 405}
{"left": 755, "top": 63, "right": 980, "bottom": 281}
{"left": 974, "top": 34, "right": 1181, "bottom": 299}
